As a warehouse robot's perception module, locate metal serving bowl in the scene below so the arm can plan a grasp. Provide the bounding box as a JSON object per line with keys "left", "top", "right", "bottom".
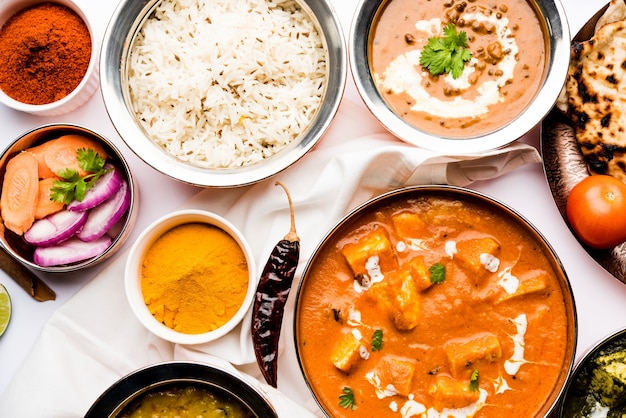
{"left": 559, "top": 327, "right": 626, "bottom": 417}
{"left": 100, "top": 0, "right": 346, "bottom": 188}
{"left": 349, "top": 0, "right": 570, "bottom": 153}
{"left": 0, "top": 124, "right": 137, "bottom": 273}
{"left": 85, "top": 361, "right": 278, "bottom": 417}
{"left": 293, "top": 185, "right": 577, "bottom": 417}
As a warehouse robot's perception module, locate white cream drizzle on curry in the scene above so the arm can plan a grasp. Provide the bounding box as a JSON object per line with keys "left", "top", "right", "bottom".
{"left": 388, "top": 390, "right": 489, "bottom": 418}
{"left": 497, "top": 265, "right": 520, "bottom": 294}
{"left": 504, "top": 314, "right": 529, "bottom": 375}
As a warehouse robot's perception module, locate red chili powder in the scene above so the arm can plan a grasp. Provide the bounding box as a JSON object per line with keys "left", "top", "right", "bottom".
{"left": 0, "top": 2, "right": 92, "bottom": 105}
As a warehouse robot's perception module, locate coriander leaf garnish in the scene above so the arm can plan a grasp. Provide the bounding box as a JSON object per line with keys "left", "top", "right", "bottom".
{"left": 429, "top": 262, "right": 446, "bottom": 284}
{"left": 339, "top": 387, "right": 356, "bottom": 410}
{"left": 419, "top": 23, "right": 473, "bottom": 79}
{"left": 371, "top": 329, "right": 383, "bottom": 352}
{"left": 469, "top": 369, "right": 480, "bottom": 392}
{"left": 50, "top": 148, "right": 109, "bottom": 204}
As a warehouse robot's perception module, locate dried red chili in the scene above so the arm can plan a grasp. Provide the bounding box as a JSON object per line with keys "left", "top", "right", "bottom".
{"left": 252, "top": 181, "right": 300, "bottom": 388}
{"left": 0, "top": 2, "right": 91, "bottom": 105}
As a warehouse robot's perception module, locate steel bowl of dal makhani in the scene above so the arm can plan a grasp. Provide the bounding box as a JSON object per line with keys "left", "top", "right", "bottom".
{"left": 350, "top": 0, "right": 570, "bottom": 153}
{"left": 100, "top": 0, "right": 346, "bottom": 187}
{"left": 294, "top": 185, "right": 577, "bottom": 417}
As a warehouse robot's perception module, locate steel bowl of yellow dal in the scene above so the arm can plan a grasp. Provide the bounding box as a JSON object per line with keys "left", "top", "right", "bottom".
{"left": 85, "top": 361, "right": 277, "bottom": 417}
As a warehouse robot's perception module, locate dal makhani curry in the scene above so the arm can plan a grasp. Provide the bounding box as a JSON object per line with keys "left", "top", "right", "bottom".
{"left": 370, "top": 0, "right": 546, "bottom": 137}
{"left": 296, "top": 190, "right": 574, "bottom": 417}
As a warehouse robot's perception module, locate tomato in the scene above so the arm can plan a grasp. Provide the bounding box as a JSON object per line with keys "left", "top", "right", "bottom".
{"left": 566, "top": 175, "right": 626, "bottom": 249}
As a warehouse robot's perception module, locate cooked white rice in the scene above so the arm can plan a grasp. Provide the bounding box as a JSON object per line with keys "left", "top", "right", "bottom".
{"left": 128, "top": 0, "right": 327, "bottom": 169}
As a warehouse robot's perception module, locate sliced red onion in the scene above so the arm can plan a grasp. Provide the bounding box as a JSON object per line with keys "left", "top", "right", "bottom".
{"left": 67, "top": 164, "right": 123, "bottom": 212}
{"left": 23, "top": 209, "right": 88, "bottom": 247}
{"left": 33, "top": 235, "right": 113, "bottom": 267}
{"left": 76, "top": 180, "right": 131, "bottom": 242}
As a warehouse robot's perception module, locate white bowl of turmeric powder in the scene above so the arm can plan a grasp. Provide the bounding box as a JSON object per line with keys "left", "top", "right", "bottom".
{"left": 125, "top": 209, "right": 257, "bottom": 345}
{"left": 0, "top": 0, "right": 99, "bottom": 116}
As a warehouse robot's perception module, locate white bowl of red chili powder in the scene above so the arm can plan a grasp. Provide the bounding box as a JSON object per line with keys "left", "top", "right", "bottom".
{"left": 125, "top": 209, "right": 257, "bottom": 345}
{"left": 0, "top": 0, "right": 99, "bottom": 116}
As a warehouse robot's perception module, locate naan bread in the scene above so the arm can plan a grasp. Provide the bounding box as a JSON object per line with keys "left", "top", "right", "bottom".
{"left": 596, "top": 0, "right": 626, "bottom": 31}
{"left": 562, "top": 19, "right": 626, "bottom": 183}
{"left": 554, "top": 2, "right": 626, "bottom": 115}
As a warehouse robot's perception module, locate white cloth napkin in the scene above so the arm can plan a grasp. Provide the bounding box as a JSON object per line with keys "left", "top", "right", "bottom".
{"left": 0, "top": 98, "right": 541, "bottom": 417}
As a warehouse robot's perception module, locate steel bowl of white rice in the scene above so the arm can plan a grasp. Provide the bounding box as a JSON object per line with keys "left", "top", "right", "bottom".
{"left": 100, "top": 0, "right": 346, "bottom": 187}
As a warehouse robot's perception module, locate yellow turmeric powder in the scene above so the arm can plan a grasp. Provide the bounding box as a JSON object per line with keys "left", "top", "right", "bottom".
{"left": 141, "top": 222, "right": 249, "bottom": 335}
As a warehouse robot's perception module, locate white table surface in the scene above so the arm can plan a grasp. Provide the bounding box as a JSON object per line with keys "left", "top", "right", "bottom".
{"left": 0, "top": 0, "right": 620, "bottom": 406}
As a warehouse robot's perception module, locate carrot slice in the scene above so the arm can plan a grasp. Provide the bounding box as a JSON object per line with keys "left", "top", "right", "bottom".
{"left": 0, "top": 151, "right": 39, "bottom": 235}
{"left": 27, "top": 141, "right": 56, "bottom": 179}
{"left": 34, "top": 177, "right": 64, "bottom": 219}
{"left": 42, "top": 134, "right": 109, "bottom": 177}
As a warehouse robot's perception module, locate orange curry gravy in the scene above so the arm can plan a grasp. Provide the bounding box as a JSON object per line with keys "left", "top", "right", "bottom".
{"left": 369, "top": 0, "right": 546, "bottom": 137}
{"left": 296, "top": 192, "right": 573, "bottom": 417}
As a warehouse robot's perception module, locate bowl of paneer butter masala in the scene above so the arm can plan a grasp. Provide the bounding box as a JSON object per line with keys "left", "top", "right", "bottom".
{"left": 293, "top": 185, "right": 577, "bottom": 417}
{"left": 350, "top": 0, "right": 570, "bottom": 153}
{"left": 100, "top": 0, "right": 346, "bottom": 187}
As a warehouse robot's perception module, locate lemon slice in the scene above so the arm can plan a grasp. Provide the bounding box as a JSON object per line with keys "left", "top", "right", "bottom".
{"left": 0, "top": 284, "right": 11, "bottom": 337}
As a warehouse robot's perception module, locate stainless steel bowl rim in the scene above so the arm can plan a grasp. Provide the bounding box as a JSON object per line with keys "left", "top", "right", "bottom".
{"left": 100, "top": 0, "right": 347, "bottom": 188}
{"left": 349, "top": 0, "right": 571, "bottom": 153}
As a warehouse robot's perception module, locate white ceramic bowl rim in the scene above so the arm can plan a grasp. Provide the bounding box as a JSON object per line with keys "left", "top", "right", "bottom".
{"left": 0, "top": 0, "right": 100, "bottom": 115}
{"left": 125, "top": 209, "right": 257, "bottom": 345}
{"left": 349, "top": 0, "right": 571, "bottom": 154}
{"left": 100, "top": 0, "right": 347, "bottom": 187}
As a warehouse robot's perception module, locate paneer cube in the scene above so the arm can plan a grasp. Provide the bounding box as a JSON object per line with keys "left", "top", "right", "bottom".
{"left": 454, "top": 237, "right": 500, "bottom": 276}
{"left": 362, "top": 281, "right": 391, "bottom": 312}
{"left": 391, "top": 211, "right": 427, "bottom": 239}
{"left": 386, "top": 267, "right": 421, "bottom": 330}
{"left": 496, "top": 270, "right": 548, "bottom": 304}
{"left": 331, "top": 331, "right": 365, "bottom": 373}
{"left": 404, "top": 256, "right": 433, "bottom": 292}
{"left": 341, "top": 227, "right": 398, "bottom": 276}
{"left": 369, "top": 356, "right": 416, "bottom": 397}
{"left": 429, "top": 375, "right": 481, "bottom": 410}
{"left": 444, "top": 333, "right": 502, "bottom": 378}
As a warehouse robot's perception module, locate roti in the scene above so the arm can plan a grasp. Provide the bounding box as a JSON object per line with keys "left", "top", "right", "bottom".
{"left": 561, "top": 15, "right": 626, "bottom": 183}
